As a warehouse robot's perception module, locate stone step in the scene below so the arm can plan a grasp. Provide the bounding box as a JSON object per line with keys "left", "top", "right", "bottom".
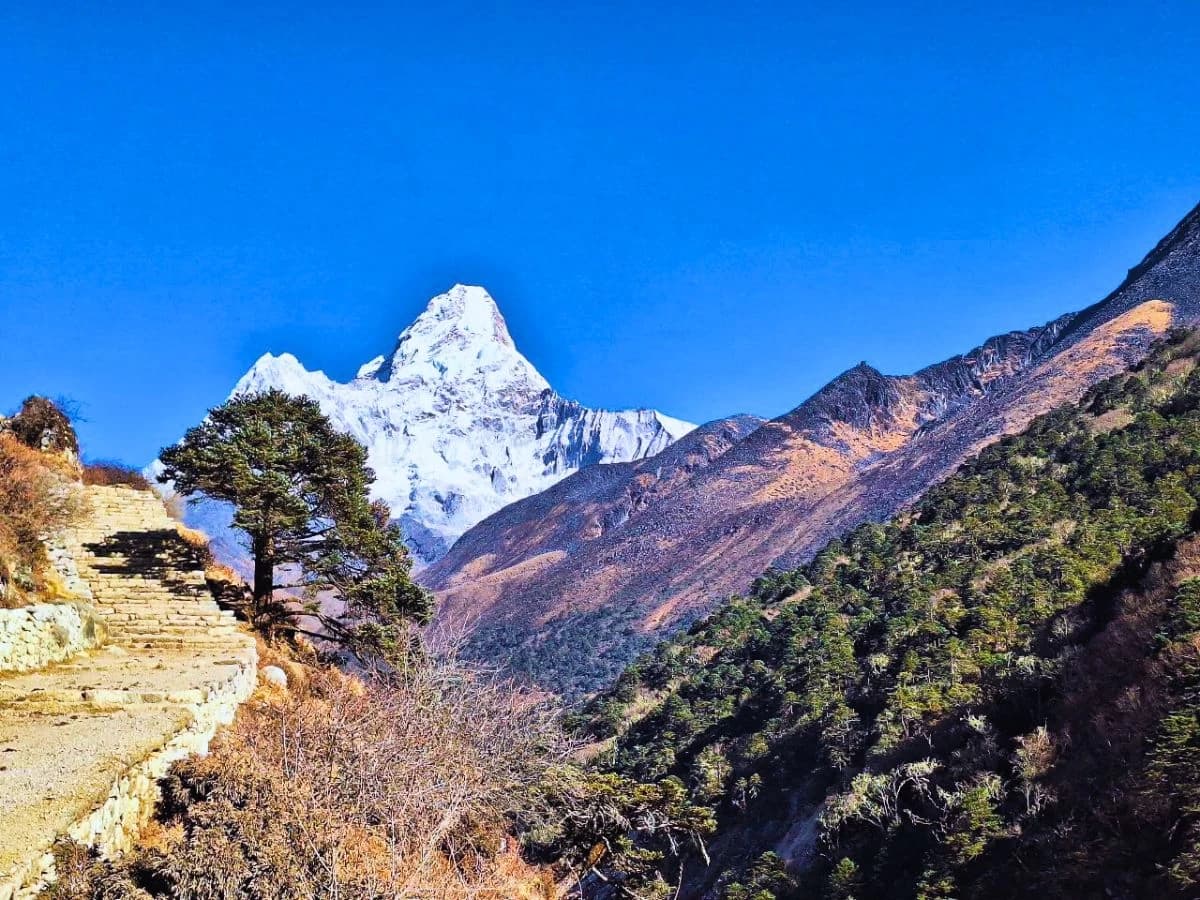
{"left": 96, "top": 600, "right": 219, "bottom": 611}
{"left": 80, "top": 570, "right": 203, "bottom": 579}
{"left": 83, "top": 558, "right": 202, "bottom": 564}
{"left": 51, "top": 485, "right": 257, "bottom": 675}
{"left": 98, "top": 611, "right": 227, "bottom": 622}
{"left": 118, "top": 640, "right": 252, "bottom": 652}
{"left": 110, "top": 615, "right": 232, "bottom": 626}
{"left": 102, "top": 610, "right": 228, "bottom": 620}
{"left": 89, "top": 579, "right": 208, "bottom": 586}
{"left": 98, "top": 617, "right": 228, "bottom": 628}
{"left": 93, "top": 601, "right": 220, "bottom": 611}
{"left": 75, "top": 529, "right": 181, "bottom": 537}
{"left": 101, "top": 621, "right": 231, "bottom": 632}
{"left": 89, "top": 592, "right": 208, "bottom": 601}
{"left": 84, "top": 573, "right": 204, "bottom": 581}
{"left": 88, "top": 585, "right": 206, "bottom": 593}
{"left": 88, "top": 582, "right": 205, "bottom": 589}
{"left": 90, "top": 579, "right": 208, "bottom": 588}
{"left": 88, "top": 586, "right": 207, "bottom": 594}
{"left": 88, "top": 600, "right": 207, "bottom": 607}
{"left": 91, "top": 599, "right": 210, "bottom": 607}
{"left": 92, "top": 601, "right": 215, "bottom": 610}
{"left": 90, "top": 599, "right": 207, "bottom": 606}
{"left": 91, "top": 606, "right": 208, "bottom": 614}
{"left": 117, "top": 623, "right": 238, "bottom": 635}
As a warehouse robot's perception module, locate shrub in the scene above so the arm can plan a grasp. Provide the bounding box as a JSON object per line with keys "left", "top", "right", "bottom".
{"left": 75, "top": 655, "right": 568, "bottom": 899}
{"left": 81, "top": 462, "right": 151, "bottom": 490}
{"left": 5, "top": 396, "right": 78, "bottom": 454}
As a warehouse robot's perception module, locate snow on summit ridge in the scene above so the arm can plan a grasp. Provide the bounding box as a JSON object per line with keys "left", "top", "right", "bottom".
{"left": 215, "top": 284, "right": 695, "bottom": 565}
{"left": 365, "top": 284, "right": 550, "bottom": 394}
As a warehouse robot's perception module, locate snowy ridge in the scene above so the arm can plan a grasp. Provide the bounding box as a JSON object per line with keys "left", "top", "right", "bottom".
{"left": 208, "top": 284, "right": 695, "bottom": 565}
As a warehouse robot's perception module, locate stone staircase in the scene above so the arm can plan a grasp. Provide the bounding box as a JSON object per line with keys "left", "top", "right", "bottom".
{"left": 64, "top": 486, "right": 245, "bottom": 651}
{"left": 0, "top": 485, "right": 258, "bottom": 900}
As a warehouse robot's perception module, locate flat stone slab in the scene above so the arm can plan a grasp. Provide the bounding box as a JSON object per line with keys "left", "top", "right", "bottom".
{"left": 0, "top": 647, "right": 253, "bottom": 709}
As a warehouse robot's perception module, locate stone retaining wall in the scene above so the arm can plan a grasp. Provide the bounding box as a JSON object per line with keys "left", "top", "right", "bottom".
{"left": 0, "top": 484, "right": 259, "bottom": 900}
{"left": 0, "top": 604, "right": 102, "bottom": 673}
{"left": 0, "top": 649, "right": 257, "bottom": 900}
{"left": 43, "top": 537, "right": 94, "bottom": 603}
{"left": 67, "top": 655, "right": 257, "bottom": 858}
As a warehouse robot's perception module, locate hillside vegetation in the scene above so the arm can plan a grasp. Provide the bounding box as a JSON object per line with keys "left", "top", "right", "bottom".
{"left": 577, "top": 328, "right": 1200, "bottom": 898}
{"left": 45, "top": 643, "right": 570, "bottom": 900}
{"left": 0, "top": 398, "right": 85, "bottom": 606}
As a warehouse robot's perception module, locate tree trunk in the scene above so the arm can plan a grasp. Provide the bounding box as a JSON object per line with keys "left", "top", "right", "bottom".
{"left": 252, "top": 531, "right": 274, "bottom": 627}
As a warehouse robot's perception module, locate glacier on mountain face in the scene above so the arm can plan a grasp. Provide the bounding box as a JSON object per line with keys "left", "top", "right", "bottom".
{"left": 189, "top": 284, "right": 694, "bottom": 566}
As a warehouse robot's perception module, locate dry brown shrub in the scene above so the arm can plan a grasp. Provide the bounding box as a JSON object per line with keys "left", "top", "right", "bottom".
{"left": 205, "top": 561, "right": 241, "bottom": 585}
{"left": 171, "top": 522, "right": 210, "bottom": 554}
{"left": 111, "top": 653, "right": 569, "bottom": 899}
{"left": 81, "top": 462, "right": 152, "bottom": 490}
{"left": 43, "top": 838, "right": 153, "bottom": 900}
{"left": 6, "top": 396, "right": 79, "bottom": 455}
{"left": 205, "top": 561, "right": 252, "bottom": 617}
{"left": 0, "top": 434, "right": 85, "bottom": 607}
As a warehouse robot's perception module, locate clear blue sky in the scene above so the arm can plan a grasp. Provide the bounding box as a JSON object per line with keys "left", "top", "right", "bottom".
{"left": 2, "top": 2, "right": 1199, "bottom": 464}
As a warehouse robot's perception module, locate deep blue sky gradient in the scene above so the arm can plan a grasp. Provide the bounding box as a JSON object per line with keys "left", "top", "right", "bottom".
{"left": 2, "top": 2, "right": 1199, "bottom": 463}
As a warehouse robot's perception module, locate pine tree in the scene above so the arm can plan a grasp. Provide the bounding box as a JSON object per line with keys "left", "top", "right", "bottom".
{"left": 158, "top": 389, "right": 431, "bottom": 659}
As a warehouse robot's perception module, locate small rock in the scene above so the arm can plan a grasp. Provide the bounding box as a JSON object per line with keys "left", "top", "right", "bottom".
{"left": 261, "top": 665, "right": 287, "bottom": 689}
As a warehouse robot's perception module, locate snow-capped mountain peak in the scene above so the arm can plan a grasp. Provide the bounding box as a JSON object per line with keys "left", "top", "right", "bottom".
{"left": 236, "top": 352, "right": 333, "bottom": 396}
{"left": 192, "top": 284, "right": 695, "bottom": 566}
{"left": 368, "top": 284, "right": 550, "bottom": 398}
{"left": 394, "top": 283, "right": 517, "bottom": 357}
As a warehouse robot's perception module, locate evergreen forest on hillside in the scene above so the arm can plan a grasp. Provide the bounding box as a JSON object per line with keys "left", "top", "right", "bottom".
{"left": 576, "top": 329, "right": 1200, "bottom": 899}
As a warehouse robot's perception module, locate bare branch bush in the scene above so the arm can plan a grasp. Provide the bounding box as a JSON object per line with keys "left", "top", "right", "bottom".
{"left": 113, "top": 646, "right": 573, "bottom": 899}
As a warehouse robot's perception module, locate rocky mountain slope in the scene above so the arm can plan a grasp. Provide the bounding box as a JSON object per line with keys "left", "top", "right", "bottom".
{"left": 422, "top": 202, "right": 1200, "bottom": 696}
{"left": 174, "top": 284, "right": 694, "bottom": 566}
{"left": 423, "top": 413, "right": 763, "bottom": 599}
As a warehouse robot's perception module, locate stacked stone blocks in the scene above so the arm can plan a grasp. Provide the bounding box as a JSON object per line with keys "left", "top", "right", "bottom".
{"left": 0, "top": 485, "right": 258, "bottom": 900}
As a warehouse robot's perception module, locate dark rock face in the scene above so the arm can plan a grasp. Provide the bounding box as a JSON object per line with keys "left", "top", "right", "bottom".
{"left": 797, "top": 362, "right": 904, "bottom": 435}
{"left": 794, "top": 313, "right": 1077, "bottom": 438}
{"left": 425, "top": 203, "right": 1200, "bottom": 696}
{"left": 533, "top": 394, "right": 682, "bottom": 474}
{"left": 912, "top": 313, "right": 1074, "bottom": 413}
{"left": 398, "top": 514, "right": 452, "bottom": 568}
{"left": 1066, "top": 200, "right": 1200, "bottom": 336}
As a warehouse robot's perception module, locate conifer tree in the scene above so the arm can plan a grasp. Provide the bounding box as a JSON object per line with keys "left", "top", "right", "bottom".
{"left": 158, "top": 389, "right": 431, "bottom": 658}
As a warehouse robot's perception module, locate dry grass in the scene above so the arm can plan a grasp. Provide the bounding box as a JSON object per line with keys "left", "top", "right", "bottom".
{"left": 81, "top": 462, "right": 152, "bottom": 490}
{"left": 0, "top": 434, "right": 85, "bottom": 608}
{"left": 172, "top": 522, "right": 210, "bottom": 554}
{"left": 71, "top": 650, "right": 572, "bottom": 899}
